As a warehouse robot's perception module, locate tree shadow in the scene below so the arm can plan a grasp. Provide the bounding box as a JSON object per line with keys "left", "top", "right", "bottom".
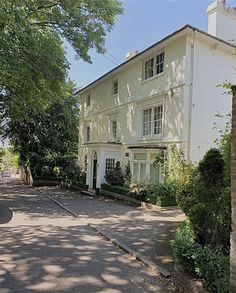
{"left": 41, "top": 187, "right": 185, "bottom": 272}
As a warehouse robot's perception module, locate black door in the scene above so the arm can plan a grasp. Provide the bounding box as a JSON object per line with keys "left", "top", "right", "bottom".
{"left": 92, "top": 159, "right": 97, "bottom": 189}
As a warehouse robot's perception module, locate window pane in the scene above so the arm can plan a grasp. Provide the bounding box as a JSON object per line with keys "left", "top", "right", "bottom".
{"left": 150, "top": 153, "right": 158, "bottom": 161}
{"left": 106, "top": 158, "right": 115, "bottom": 173}
{"left": 86, "top": 127, "right": 90, "bottom": 142}
{"left": 111, "top": 120, "right": 117, "bottom": 139}
{"left": 144, "top": 58, "right": 154, "bottom": 80}
{"left": 134, "top": 153, "right": 146, "bottom": 160}
{"left": 133, "top": 163, "right": 139, "bottom": 180}
{"left": 154, "top": 105, "right": 163, "bottom": 135}
{"left": 150, "top": 164, "right": 159, "bottom": 183}
{"left": 156, "top": 52, "right": 164, "bottom": 75}
{"left": 140, "top": 163, "right": 146, "bottom": 179}
{"left": 143, "top": 108, "right": 152, "bottom": 136}
{"left": 113, "top": 80, "right": 118, "bottom": 95}
{"left": 86, "top": 94, "right": 90, "bottom": 106}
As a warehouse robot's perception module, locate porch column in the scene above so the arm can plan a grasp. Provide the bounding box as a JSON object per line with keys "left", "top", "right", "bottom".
{"left": 230, "top": 85, "right": 236, "bottom": 292}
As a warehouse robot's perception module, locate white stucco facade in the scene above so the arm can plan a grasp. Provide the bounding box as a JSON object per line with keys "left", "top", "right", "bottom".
{"left": 77, "top": 1, "right": 236, "bottom": 189}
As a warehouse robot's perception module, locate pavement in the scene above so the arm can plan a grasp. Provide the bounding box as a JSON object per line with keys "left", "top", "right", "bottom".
{"left": 0, "top": 177, "right": 181, "bottom": 293}
{"left": 38, "top": 186, "right": 185, "bottom": 273}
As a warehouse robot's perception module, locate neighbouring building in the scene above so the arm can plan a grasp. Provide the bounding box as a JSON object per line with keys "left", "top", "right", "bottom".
{"left": 77, "top": 0, "right": 236, "bottom": 190}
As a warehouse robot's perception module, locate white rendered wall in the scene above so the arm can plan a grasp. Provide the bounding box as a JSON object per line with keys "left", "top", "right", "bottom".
{"left": 189, "top": 36, "right": 235, "bottom": 162}
{"left": 79, "top": 36, "right": 187, "bottom": 148}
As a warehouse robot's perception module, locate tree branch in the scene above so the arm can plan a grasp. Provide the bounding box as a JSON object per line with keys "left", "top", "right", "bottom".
{"left": 26, "top": 2, "right": 60, "bottom": 19}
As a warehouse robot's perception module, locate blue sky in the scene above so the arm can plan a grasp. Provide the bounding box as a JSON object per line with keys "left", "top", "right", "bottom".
{"left": 65, "top": 0, "right": 236, "bottom": 89}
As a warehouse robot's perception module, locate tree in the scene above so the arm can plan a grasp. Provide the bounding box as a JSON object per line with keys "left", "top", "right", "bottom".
{"left": 6, "top": 82, "right": 79, "bottom": 164}
{"left": 0, "top": 0, "right": 123, "bottom": 124}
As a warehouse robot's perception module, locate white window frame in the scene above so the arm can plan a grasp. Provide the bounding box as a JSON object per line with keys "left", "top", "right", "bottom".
{"left": 86, "top": 126, "right": 90, "bottom": 142}
{"left": 112, "top": 79, "right": 119, "bottom": 96}
{"left": 142, "top": 104, "right": 163, "bottom": 137}
{"left": 132, "top": 152, "right": 161, "bottom": 182}
{"left": 110, "top": 119, "right": 117, "bottom": 140}
{"left": 143, "top": 51, "right": 165, "bottom": 81}
{"left": 105, "top": 158, "right": 115, "bottom": 173}
{"left": 85, "top": 93, "right": 91, "bottom": 107}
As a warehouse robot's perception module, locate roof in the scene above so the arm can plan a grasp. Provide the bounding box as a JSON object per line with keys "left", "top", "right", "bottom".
{"left": 76, "top": 24, "right": 236, "bottom": 95}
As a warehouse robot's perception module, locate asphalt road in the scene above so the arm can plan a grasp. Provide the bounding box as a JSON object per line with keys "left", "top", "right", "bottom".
{"left": 0, "top": 178, "right": 176, "bottom": 293}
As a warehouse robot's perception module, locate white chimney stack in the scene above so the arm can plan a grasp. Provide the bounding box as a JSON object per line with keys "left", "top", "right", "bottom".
{"left": 207, "top": 0, "right": 236, "bottom": 43}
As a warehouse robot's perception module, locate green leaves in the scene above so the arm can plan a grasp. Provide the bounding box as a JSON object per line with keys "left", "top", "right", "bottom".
{"left": 0, "top": 0, "right": 123, "bottom": 123}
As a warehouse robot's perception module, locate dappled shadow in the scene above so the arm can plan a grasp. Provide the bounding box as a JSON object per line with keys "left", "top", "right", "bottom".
{"left": 41, "top": 187, "right": 185, "bottom": 272}
{"left": 0, "top": 223, "right": 172, "bottom": 292}
{"left": 0, "top": 179, "right": 175, "bottom": 292}
{"left": 0, "top": 179, "right": 69, "bottom": 220}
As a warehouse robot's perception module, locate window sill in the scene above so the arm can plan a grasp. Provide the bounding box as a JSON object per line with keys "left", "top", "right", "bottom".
{"left": 137, "top": 135, "right": 163, "bottom": 141}
{"left": 140, "top": 72, "right": 164, "bottom": 85}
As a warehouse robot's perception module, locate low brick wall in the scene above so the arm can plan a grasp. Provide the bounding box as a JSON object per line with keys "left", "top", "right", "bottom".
{"left": 100, "top": 189, "right": 172, "bottom": 211}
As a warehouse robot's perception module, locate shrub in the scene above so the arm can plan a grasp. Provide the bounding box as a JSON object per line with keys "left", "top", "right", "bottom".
{"left": 40, "top": 165, "right": 53, "bottom": 177}
{"left": 146, "top": 181, "right": 177, "bottom": 206}
{"left": 129, "top": 182, "right": 150, "bottom": 201}
{"left": 124, "top": 160, "right": 131, "bottom": 184}
{"left": 105, "top": 161, "right": 125, "bottom": 186}
{"left": 176, "top": 148, "right": 230, "bottom": 249}
{"left": 101, "top": 183, "right": 130, "bottom": 196}
{"left": 194, "top": 246, "right": 229, "bottom": 293}
{"left": 198, "top": 148, "right": 224, "bottom": 187}
{"left": 171, "top": 221, "right": 199, "bottom": 275}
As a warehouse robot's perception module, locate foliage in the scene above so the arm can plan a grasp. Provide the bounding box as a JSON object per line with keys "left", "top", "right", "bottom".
{"left": 105, "top": 161, "right": 125, "bottom": 186}
{"left": 213, "top": 112, "right": 231, "bottom": 186}
{"left": 176, "top": 148, "right": 231, "bottom": 251}
{"left": 171, "top": 221, "right": 199, "bottom": 275}
{"left": 0, "top": 0, "right": 123, "bottom": 126}
{"left": 129, "top": 182, "right": 150, "bottom": 201}
{"left": 172, "top": 221, "right": 230, "bottom": 293}
{"left": 101, "top": 183, "right": 130, "bottom": 196}
{"left": 0, "top": 147, "right": 19, "bottom": 174}
{"left": 195, "top": 246, "right": 230, "bottom": 293}
{"left": 146, "top": 181, "right": 177, "bottom": 206}
{"left": 124, "top": 160, "right": 131, "bottom": 184}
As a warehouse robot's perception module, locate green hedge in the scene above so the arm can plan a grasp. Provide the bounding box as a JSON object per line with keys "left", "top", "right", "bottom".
{"left": 33, "top": 176, "right": 62, "bottom": 181}
{"left": 171, "top": 221, "right": 230, "bottom": 292}
{"left": 72, "top": 180, "right": 87, "bottom": 189}
{"left": 101, "top": 183, "right": 130, "bottom": 196}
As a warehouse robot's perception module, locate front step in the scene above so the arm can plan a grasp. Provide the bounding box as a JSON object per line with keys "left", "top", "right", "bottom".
{"left": 81, "top": 188, "right": 98, "bottom": 197}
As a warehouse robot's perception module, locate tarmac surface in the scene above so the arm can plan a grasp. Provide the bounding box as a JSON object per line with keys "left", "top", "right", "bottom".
{"left": 0, "top": 178, "right": 183, "bottom": 292}
{"left": 39, "top": 186, "right": 185, "bottom": 272}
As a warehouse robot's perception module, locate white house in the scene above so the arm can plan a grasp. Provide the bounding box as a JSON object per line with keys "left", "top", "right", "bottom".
{"left": 77, "top": 0, "right": 236, "bottom": 190}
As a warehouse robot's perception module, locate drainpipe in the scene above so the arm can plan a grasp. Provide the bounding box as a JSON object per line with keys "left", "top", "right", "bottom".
{"left": 187, "top": 29, "right": 196, "bottom": 161}
{"left": 230, "top": 85, "right": 236, "bottom": 293}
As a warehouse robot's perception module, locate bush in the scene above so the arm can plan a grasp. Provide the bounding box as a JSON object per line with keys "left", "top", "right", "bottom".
{"left": 198, "top": 148, "right": 224, "bottom": 187}
{"left": 40, "top": 165, "right": 53, "bottom": 177}
{"left": 146, "top": 181, "right": 177, "bottom": 206}
{"left": 129, "top": 182, "right": 150, "bottom": 201}
{"left": 171, "top": 221, "right": 199, "bottom": 275}
{"left": 101, "top": 183, "right": 130, "bottom": 195}
{"left": 172, "top": 221, "right": 230, "bottom": 292}
{"left": 105, "top": 161, "right": 125, "bottom": 186}
{"left": 176, "top": 148, "right": 230, "bottom": 249}
{"left": 195, "top": 246, "right": 229, "bottom": 293}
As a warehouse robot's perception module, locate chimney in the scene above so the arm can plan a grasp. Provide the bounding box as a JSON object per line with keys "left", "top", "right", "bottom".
{"left": 207, "top": 1, "right": 236, "bottom": 43}
{"left": 125, "top": 50, "right": 139, "bottom": 61}
{"left": 230, "top": 85, "right": 236, "bottom": 292}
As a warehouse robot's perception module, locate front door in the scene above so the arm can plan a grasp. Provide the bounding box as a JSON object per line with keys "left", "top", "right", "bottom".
{"left": 92, "top": 159, "right": 97, "bottom": 189}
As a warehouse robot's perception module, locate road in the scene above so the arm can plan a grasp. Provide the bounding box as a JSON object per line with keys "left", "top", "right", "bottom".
{"left": 0, "top": 178, "right": 177, "bottom": 293}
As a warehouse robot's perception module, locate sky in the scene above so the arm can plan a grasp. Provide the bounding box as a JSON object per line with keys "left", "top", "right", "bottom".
{"left": 65, "top": 0, "right": 236, "bottom": 90}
